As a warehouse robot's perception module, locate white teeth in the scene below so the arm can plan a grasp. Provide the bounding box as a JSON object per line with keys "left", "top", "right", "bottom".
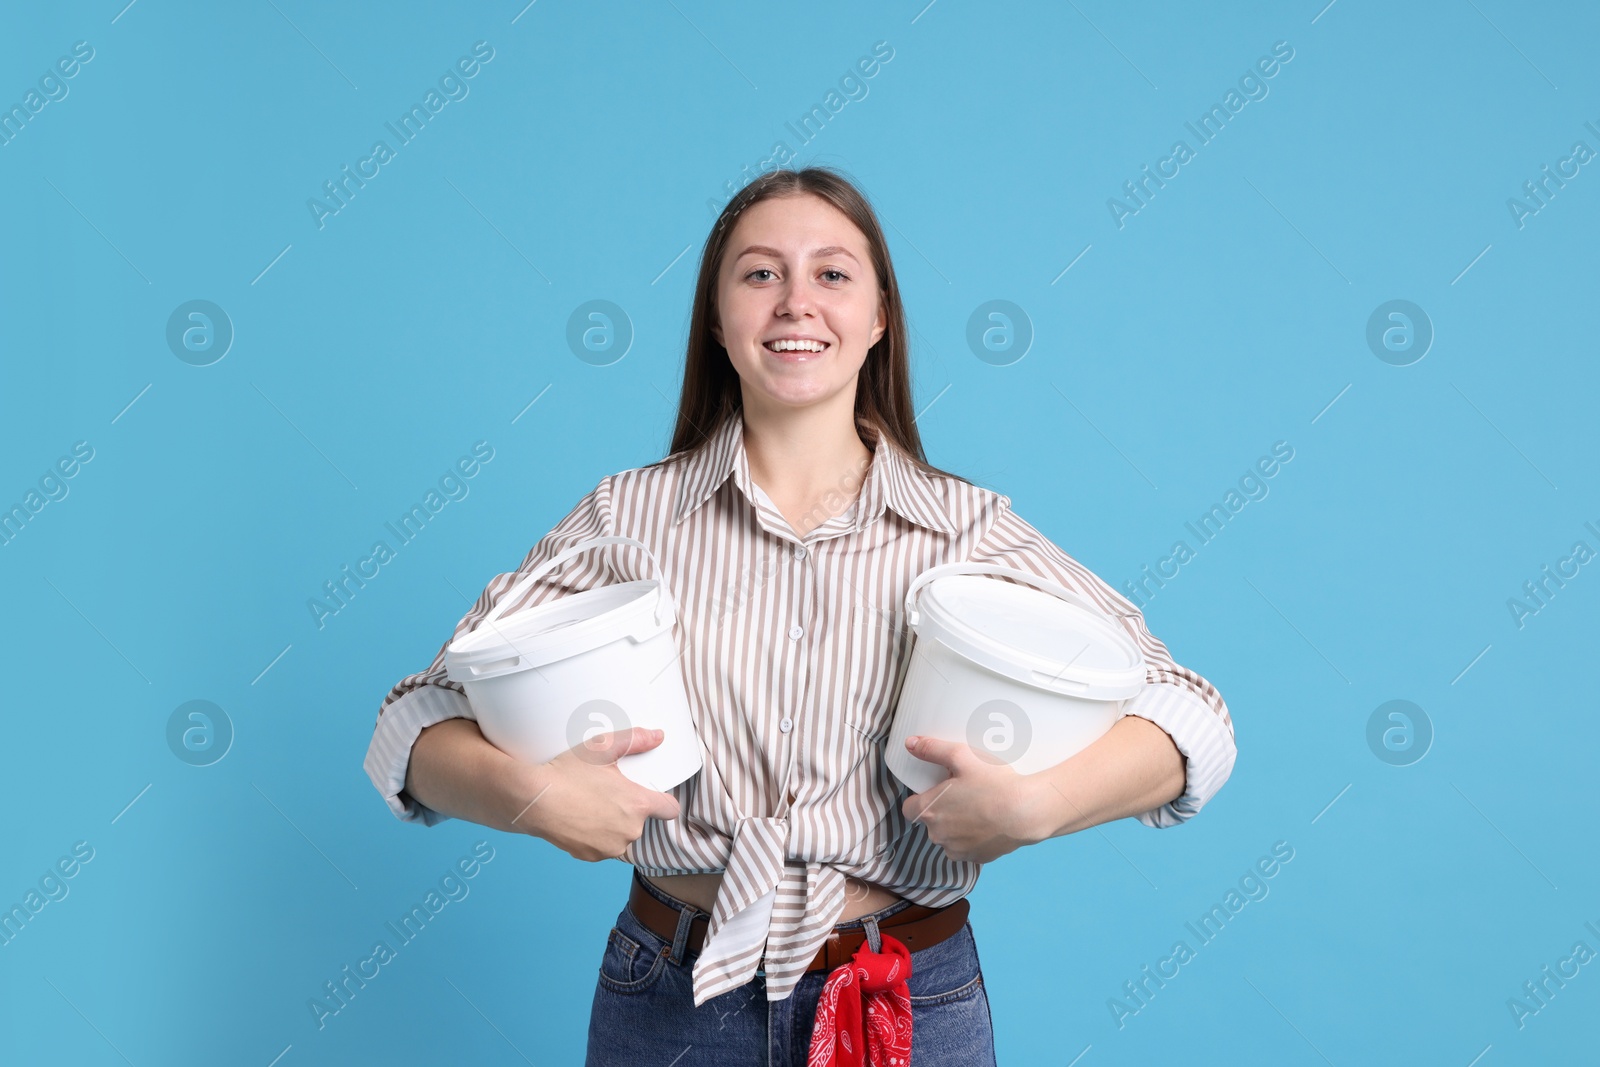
{"left": 766, "top": 339, "right": 826, "bottom": 352}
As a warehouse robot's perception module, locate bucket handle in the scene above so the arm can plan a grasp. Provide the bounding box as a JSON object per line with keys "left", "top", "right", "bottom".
{"left": 904, "top": 561, "right": 1135, "bottom": 628}
{"left": 481, "top": 535, "right": 671, "bottom": 629}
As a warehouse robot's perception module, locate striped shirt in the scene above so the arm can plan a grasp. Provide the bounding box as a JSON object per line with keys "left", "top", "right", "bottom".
{"left": 364, "top": 409, "right": 1236, "bottom": 1007}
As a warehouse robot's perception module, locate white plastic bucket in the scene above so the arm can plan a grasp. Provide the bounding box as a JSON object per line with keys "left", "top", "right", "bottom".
{"left": 443, "top": 535, "right": 702, "bottom": 792}
{"left": 885, "top": 562, "right": 1146, "bottom": 793}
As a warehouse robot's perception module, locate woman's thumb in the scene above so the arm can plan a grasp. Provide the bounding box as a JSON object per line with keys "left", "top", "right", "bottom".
{"left": 580, "top": 726, "right": 664, "bottom": 765}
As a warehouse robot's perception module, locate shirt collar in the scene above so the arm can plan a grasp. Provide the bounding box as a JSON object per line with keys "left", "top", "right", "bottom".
{"left": 670, "top": 409, "right": 959, "bottom": 536}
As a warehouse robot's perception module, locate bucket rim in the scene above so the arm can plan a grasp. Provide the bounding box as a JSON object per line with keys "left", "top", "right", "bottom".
{"left": 913, "top": 574, "right": 1145, "bottom": 699}
{"left": 443, "top": 578, "right": 671, "bottom": 681}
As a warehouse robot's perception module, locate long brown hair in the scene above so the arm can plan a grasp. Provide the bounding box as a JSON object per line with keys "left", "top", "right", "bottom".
{"left": 653, "top": 167, "right": 969, "bottom": 485}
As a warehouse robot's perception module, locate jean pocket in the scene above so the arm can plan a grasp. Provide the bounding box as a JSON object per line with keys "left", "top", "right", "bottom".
{"left": 904, "top": 922, "right": 984, "bottom": 1006}
{"left": 597, "top": 909, "right": 671, "bottom": 995}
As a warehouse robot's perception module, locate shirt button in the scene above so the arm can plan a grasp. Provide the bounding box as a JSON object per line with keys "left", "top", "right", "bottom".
{"left": 780, "top": 717, "right": 793, "bottom": 733}
{"left": 788, "top": 624, "right": 804, "bottom": 640}
{"left": 793, "top": 546, "right": 807, "bottom": 560}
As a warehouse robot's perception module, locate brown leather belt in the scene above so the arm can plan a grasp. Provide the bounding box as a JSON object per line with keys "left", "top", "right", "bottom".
{"left": 627, "top": 871, "right": 970, "bottom": 973}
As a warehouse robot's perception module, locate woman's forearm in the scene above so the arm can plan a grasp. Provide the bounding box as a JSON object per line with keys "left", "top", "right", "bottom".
{"left": 1025, "top": 714, "right": 1187, "bottom": 840}
{"left": 405, "top": 717, "right": 544, "bottom": 834}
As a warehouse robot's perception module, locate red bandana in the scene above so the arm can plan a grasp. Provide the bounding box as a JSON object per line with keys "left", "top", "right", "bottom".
{"left": 806, "top": 931, "right": 913, "bottom": 1066}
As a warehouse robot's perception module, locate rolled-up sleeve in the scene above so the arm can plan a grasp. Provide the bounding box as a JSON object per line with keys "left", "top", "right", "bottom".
{"left": 965, "top": 498, "right": 1236, "bottom": 828}
{"left": 363, "top": 475, "right": 617, "bottom": 825}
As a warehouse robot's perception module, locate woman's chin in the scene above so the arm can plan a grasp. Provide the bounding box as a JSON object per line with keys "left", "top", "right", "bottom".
{"left": 746, "top": 377, "right": 850, "bottom": 411}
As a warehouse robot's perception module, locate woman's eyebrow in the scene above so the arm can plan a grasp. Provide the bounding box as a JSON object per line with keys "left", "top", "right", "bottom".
{"left": 734, "top": 244, "right": 861, "bottom": 264}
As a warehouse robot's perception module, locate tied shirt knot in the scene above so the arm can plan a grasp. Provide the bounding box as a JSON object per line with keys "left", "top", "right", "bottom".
{"left": 690, "top": 815, "right": 851, "bottom": 1006}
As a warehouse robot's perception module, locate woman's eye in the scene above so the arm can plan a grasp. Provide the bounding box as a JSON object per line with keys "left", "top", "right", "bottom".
{"left": 747, "top": 268, "right": 776, "bottom": 282}
{"left": 822, "top": 269, "right": 849, "bottom": 283}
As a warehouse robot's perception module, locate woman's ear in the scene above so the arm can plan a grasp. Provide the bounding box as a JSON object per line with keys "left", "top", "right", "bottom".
{"left": 868, "top": 297, "right": 887, "bottom": 348}
{"left": 709, "top": 309, "right": 723, "bottom": 347}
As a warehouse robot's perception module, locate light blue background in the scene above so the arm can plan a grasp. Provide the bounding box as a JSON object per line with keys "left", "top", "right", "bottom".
{"left": 2, "top": 1, "right": 1596, "bottom": 1063}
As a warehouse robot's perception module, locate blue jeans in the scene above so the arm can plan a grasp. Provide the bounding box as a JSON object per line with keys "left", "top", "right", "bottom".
{"left": 585, "top": 873, "right": 997, "bottom": 1065}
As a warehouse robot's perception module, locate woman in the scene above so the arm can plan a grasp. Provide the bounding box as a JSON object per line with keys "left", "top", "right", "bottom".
{"left": 364, "top": 167, "right": 1236, "bottom": 1064}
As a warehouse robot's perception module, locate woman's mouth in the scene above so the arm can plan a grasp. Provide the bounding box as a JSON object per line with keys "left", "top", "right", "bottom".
{"left": 763, "top": 339, "right": 829, "bottom": 361}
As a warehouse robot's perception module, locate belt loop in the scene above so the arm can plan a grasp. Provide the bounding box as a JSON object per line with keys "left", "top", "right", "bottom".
{"left": 861, "top": 913, "right": 883, "bottom": 954}
{"left": 669, "top": 900, "right": 699, "bottom": 965}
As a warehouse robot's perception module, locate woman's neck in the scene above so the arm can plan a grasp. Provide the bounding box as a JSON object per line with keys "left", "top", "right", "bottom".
{"left": 740, "top": 392, "right": 873, "bottom": 538}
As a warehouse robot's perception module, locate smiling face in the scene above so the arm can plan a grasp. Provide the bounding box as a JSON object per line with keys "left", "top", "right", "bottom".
{"left": 710, "top": 193, "right": 886, "bottom": 414}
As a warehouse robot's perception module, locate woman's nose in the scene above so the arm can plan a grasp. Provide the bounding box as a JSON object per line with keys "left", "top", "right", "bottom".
{"left": 775, "top": 281, "right": 815, "bottom": 317}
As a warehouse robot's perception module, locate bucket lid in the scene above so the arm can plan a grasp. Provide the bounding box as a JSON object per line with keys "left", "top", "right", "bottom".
{"left": 444, "top": 534, "right": 677, "bottom": 683}
{"left": 914, "top": 575, "right": 1145, "bottom": 700}
{"left": 443, "top": 580, "right": 671, "bottom": 682}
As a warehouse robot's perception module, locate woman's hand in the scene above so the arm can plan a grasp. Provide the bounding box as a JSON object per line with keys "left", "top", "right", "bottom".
{"left": 502, "top": 727, "right": 683, "bottom": 863}
{"left": 406, "top": 718, "right": 681, "bottom": 858}
{"left": 901, "top": 716, "right": 1189, "bottom": 862}
{"left": 899, "top": 735, "right": 1049, "bottom": 864}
